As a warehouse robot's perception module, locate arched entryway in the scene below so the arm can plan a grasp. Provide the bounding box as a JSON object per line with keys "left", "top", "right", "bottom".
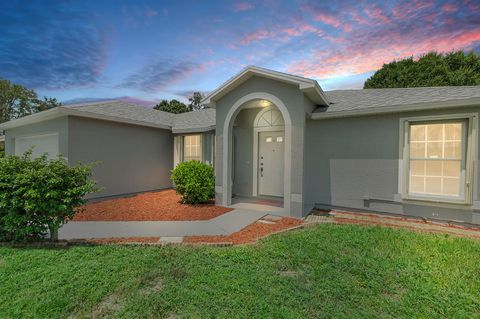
{"left": 222, "top": 92, "right": 292, "bottom": 212}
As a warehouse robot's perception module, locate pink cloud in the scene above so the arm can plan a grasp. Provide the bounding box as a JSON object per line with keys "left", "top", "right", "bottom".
{"left": 233, "top": 1, "right": 254, "bottom": 12}
{"left": 288, "top": 29, "right": 480, "bottom": 80}
{"left": 442, "top": 3, "right": 458, "bottom": 12}
{"left": 313, "top": 12, "right": 342, "bottom": 28}
{"left": 239, "top": 29, "right": 274, "bottom": 45}
{"left": 312, "top": 12, "right": 351, "bottom": 32}
{"left": 343, "top": 23, "right": 353, "bottom": 32}
{"left": 238, "top": 20, "right": 324, "bottom": 47}
{"left": 281, "top": 22, "right": 324, "bottom": 37}
{"left": 392, "top": 0, "right": 435, "bottom": 20}
{"left": 365, "top": 6, "right": 391, "bottom": 24}
{"left": 349, "top": 10, "right": 372, "bottom": 25}
{"left": 303, "top": 4, "right": 352, "bottom": 33}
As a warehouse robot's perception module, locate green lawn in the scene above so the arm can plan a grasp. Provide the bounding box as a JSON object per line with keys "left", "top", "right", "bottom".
{"left": 1, "top": 224, "right": 479, "bottom": 319}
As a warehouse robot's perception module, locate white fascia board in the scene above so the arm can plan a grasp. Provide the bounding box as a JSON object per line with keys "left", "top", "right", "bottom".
{"left": 311, "top": 98, "right": 480, "bottom": 120}
{"left": 0, "top": 107, "right": 64, "bottom": 130}
{"left": 300, "top": 82, "right": 329, "bottom": 105}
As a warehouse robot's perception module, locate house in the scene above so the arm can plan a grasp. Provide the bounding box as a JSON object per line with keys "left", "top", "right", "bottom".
{"left": 1, "top": 66, "right": 480, "bottom": 225}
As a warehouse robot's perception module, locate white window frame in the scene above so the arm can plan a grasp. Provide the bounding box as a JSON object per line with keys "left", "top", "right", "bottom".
{"left": 399, "top": 113, "right": 478, "bottom": 205}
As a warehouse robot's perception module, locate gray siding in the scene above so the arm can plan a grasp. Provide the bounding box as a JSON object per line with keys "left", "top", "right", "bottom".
{"left": 4, "top": 116, "right": 69, "bottom": 157}
{"left": 304, "top": 106, "right": 480, "bottom": 224}
{"left": 68, "top": 116, "right": 173, "bottom": 198}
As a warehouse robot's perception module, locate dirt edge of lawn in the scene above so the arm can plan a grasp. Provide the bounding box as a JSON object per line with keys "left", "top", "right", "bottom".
{"left": 84, "top": 217, "right": 305, "bottom": 246}
{"left": 83, "top": 211, "right": 480, "bottom": 246}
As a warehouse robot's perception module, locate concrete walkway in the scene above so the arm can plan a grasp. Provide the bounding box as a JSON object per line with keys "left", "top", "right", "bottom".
{"left": 58, "top": 204, "right": 279, "bottom": 240}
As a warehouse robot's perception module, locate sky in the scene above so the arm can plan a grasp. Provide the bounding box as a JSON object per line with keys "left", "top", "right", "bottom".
{"left": 0, "top": 0, "right": 479, "bottom": 105}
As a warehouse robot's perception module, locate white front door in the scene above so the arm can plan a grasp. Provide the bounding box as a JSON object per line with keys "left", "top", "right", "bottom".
{"left": 258, "top": 131, "right": 284, "bottom": 197}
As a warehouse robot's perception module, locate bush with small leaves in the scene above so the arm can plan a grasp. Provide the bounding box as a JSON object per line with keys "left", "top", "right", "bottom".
{"left": 171, "top": 161, "right": 214, "bottom": 204}
{"left": 0, "top": 151, "right": 99, "bottom": 242}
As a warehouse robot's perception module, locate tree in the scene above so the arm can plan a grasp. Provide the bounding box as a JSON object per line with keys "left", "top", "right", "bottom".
{"left": 154, "top": 99, "right": 191, "bottom": 114}
{"left": 188, "top": 91, "right": 205, "bottom": 111}
{"left": 0, "top": 79, "right": 61, "bottom": 123}
{"left": 364, "top": 51, "right": 480, "bottom": 89}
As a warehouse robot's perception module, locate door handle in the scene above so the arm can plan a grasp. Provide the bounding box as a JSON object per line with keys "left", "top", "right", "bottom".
{"left": 260, "top": 167, "right": 263, "bottom": 177}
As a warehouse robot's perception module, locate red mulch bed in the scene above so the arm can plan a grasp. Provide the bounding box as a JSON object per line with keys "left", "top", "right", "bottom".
{"left": 73, "top": 189, "right": 233, "bottom": 221}
{"left": 184, "top": 217, "right": 304, "bottom": 245}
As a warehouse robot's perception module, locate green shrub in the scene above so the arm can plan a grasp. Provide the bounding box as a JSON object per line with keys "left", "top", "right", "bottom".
{"left": 0, "top": 152, "right": 99, "bottom": 242}
{"left": 171, "top": 161, "right": 214, "bottom": 204}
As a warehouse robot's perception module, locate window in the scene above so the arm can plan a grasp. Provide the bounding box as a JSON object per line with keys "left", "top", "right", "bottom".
{"left": 401, "top": 114, "right": 477, "bottom": 204}
{"left": 183, "top": 135, "right": 201, "bottom": 161}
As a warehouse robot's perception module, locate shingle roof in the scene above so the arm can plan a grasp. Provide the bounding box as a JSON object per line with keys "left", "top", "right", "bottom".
{"left": 316, "top": 86, "right": 480, "bottom": 115}
{"left": 67, "top": 100, "right": 216, "bottom": 133}
{"left": 172, "top": 108, "right": 216, "bottom": 133}
{"left": 3, "top": 85, "right": 479, "bottom": 131}
{"left": 68, "top": 100, "right": 176, "bottom": 128}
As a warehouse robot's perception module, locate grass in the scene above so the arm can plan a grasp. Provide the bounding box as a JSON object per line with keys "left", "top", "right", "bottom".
{"left": 1, "top": 224, "right": 480, "bottom": 318}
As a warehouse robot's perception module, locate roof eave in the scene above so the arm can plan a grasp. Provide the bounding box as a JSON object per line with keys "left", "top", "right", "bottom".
{"left": 172, "top": 125, "right": 216, "bottom": 134}
{"left": 299, "top": 82, "right": 329, "bottom": 105}
{"left": 311, "top": 98, "right": 480, "bottom": 120}
{"left": 62, "top": 107, "right": 172, "bottom": 130}
{"left": 0, "top": 106, "right": 173, "bottom": 131}
{"left": 202, "top": 66, "right": 329, "bottom": 107}
{"left": 0, "top": 107, "right": 64, "bottom": 130}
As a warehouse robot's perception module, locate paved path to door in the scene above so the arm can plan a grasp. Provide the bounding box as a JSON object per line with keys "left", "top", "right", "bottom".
{"left": 58, "top": 203, "right": 287, "bottom": 240}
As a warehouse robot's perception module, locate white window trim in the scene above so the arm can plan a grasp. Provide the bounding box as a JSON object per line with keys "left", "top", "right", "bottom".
{"left": 398, "top": 113, "right": 478, "bottom": 206}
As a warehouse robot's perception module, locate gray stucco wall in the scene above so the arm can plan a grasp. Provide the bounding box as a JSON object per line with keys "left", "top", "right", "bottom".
{"left": 214, "top": 75, "right": 311, "bottom": 217}
{"left": 304, "top": 106, "right": 480, "bottom": 224}
{"left": 68, "top": 116, "right": 173, "bottom": 198}
{"left": 4, "top": 116, "right": 69, "bottom": 157}
{"left": 232, "top": 108, "right": 262, "bottom": 196}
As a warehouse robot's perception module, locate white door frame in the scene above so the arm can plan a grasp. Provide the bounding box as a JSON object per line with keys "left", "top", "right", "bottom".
{"left": 222, "top": 92, "right": 292, "bottom": 212}
{"left": 252, "top": 107, "right": 285, "bottom": 197}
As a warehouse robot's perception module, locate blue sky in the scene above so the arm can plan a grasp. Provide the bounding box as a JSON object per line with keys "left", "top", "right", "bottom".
{"left": 1, "top": 0, "right": 479, "bottom": 105}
